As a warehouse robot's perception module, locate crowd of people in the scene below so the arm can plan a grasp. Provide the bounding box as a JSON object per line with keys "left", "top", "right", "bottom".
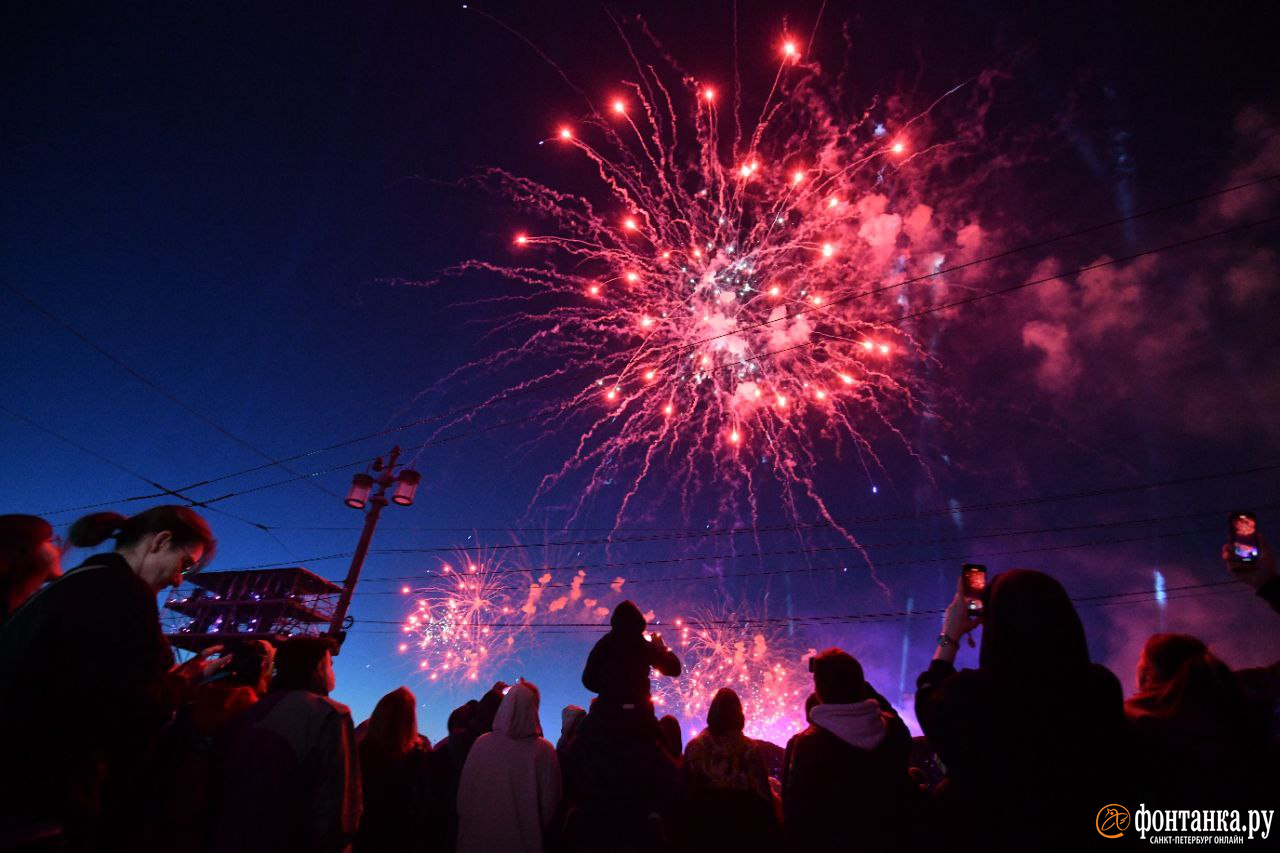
{"left": 0, "top": 505, "right": 1277, "bottom": 852}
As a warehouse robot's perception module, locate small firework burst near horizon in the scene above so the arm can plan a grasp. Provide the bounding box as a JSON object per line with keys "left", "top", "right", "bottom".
{"left": 400, "top": 556, "right": 521, "bottom": 684}
{"left": 655, "top": 607, "right": 812, "bottom": 745}
{"left": 399, "top": 550, "right": 625, "bottom": 685}
{"left": 416, "top": 19, "right": 1003, "bottom": 545}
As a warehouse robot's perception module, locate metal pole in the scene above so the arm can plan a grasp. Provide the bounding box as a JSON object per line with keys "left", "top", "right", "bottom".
{"left": 328, "top": 446, "right": 403, "bottom": 650}
{"left": 328, "top": 493, "right": 386, "bottom": 645}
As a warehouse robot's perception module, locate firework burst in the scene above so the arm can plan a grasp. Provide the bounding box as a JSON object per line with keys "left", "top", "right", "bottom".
{"left": 416, "top": 21, "right": 1002, "bottom": 545}
{"left": 655, "top": 606, "right": 813, "bottom": 745}
{"left": 399, "top": 549, "right": 627, "bottom": 684}
{"left": 398, "top": 555, "right": 521, "bottom": 684}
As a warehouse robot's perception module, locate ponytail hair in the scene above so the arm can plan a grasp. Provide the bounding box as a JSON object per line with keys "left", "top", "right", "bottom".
{"left": 69, "top": 505, "right": 216, "bottom": 569}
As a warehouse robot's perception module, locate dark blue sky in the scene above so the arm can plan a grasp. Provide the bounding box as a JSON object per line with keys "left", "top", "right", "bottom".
{"left": 4, "top": 2, "right": 1279, "bottom": 740}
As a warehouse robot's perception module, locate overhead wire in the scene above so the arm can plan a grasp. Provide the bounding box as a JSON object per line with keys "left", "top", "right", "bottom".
{"left": 340, "top": 580, "right": 1253, "bottom": 633}
{"left": 32, "top": 174, "right": 1280, "bottom": 516}
{"left": 1, "top": 403, "right": 276, "bottom": 536}
{"left": 0, "top": 276, "right": 343, "bottom": 503}
{"left": 204, "top": 479, "right": 1274, "bottom": 571}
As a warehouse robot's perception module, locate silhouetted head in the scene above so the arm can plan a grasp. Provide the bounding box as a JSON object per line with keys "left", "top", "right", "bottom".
{"left": 272, "top": 635, "right": 337, "bottom": 695}
{"left": 706, "top": 687, "right": 746, "bottom": 736}
{"left": 809, "top": 648, "right": 868, "bottom": 704}
{"left": 979, "top": 569, "right": 1089, "bottom": 675}
{"left": 224, "top": 639, "right": 275, "bottom": 693}
{"left": 1129, "top": 632, "right": 1246, "bottom": 723}
{"left": 494, "top": 681, "right": 542, "bottom": 739}
{"left": 365, "top": 686, "right": 420, "bottom": 755}
{"left": 448, "top": 701, "right": 478, "bottom": 737}
{"left": 658, "top": 713, "right": 684, "bottom": 756}
{"left": 1137, "top": 633, "right": 1208, "bottom": 691}
{"left": 0, "top": 514, "right": 62, "bottom": 614}
{"left": 611, "top": 600, "right": 647, "bottom": 635}
{"left": 69, "top": 506, "right": 216, "bottom": 591}
{"left": 559, "top": 705, "right": 586, "bottom": 743}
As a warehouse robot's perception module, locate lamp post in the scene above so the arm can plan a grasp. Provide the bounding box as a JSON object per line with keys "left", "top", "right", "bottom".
{"left": 327, "top": 445, "right": 420, "bottom": 649}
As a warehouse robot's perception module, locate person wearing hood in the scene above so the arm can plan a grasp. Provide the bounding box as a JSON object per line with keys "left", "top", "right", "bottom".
{"left": 433, "top": 681, "right": 508, "bottom": 851}
{"left": 456, "top": 680, "right": 561, "bottom": 853}
{"left": 682, "top": 688, "right": 780, "bottom": 852}
{"left": 557, "top": 704, "right": 587, "bottom": 752}
{"left": 915, "top": 569, "right": 1132, "bottom": 852}
{"left": 581, "top": 600, "right": 681, "bottom": 709}
{"left": 783, "top": 648, "right": 918, "bottom": 852}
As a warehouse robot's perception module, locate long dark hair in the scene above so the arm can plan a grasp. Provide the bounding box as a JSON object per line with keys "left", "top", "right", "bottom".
{"left": 69, "top": 506, "right": 216, "bottom": 569}
{"left": 979, "top": 569, "right": 1090, "bottom": 676}
{"left": 364, "top": 687, "right": 420, "bottom": 756}
{"left": 0, "top": 514, "right": 56, "bottom": 616}
{"left": 1128, "top": 633, "right": 1246, "bottom": 721}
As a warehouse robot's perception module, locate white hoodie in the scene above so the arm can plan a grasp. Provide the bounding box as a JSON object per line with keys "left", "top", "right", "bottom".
{"left": 808, "top": 699, "right": 890, "bottom": 750}
{"left": 457, "top": 684, "right": 562, "bottom": 853}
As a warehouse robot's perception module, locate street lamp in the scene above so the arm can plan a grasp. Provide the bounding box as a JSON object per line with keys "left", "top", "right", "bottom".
{"left": 328, "top": 446, "right": 420, "bottom": 648}
{"left": 344, "top": 473, "right": 374, "bottom": 509}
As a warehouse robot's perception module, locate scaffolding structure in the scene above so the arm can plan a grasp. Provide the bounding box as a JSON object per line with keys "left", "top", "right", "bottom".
{"left": 164, "top": 567, "right": 342, "bottom": 653}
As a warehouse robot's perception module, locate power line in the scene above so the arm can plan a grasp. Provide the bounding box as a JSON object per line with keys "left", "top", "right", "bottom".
{"left": 343, "top": 580, "right": 1251, "bottom": 632}
{"left": 207, "top": 479, "right": 1269, "bottom": 571}
{"left": 653, "top": 173, "right": 1280, "bottom": 359}
{"left": 1, "top": 403, "right": 275, "bottom": 535}
{"left": 33, "top": 175, "right": 1279, "bottom": 516}
{"left": 347, "top": 526, "right": 1213, "bottom": 597}
{"left": 0, "top": 276, "right": 342, "bottom": 503}
{"left": 205, "top": 212, "right": 1280, "bottom": 506}
{"left": 254, "top": 459, "right": 1280, "bottom": 535}
{"left": 213, "top": 501, "right": 1267, "bottom": 597}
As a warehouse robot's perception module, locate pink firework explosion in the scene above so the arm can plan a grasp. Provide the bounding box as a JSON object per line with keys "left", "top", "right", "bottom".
{"left": 654, "top": 607, "right": 813, "bottom": 746}
{"left": 399, "top": 548, "right": 627, "bottom": 685}
{"left": 399, "top": 555, "right": 523, "bottom": 684}
{"left": 417, "top": 27, "right": 1002, "bottom": 535}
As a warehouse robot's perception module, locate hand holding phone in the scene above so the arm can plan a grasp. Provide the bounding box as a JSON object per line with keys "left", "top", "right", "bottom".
{"left": 1229, "top": 512, "right": 1260, "bottom": 562}
{"left": 939, "top": 566, "right": 985, "bottom": 651}
{"left": 1224, "top": 512, "right": 1275, "bottom": 591}
{"left": 961, "top": 564, "right": 987, "bottom": 616}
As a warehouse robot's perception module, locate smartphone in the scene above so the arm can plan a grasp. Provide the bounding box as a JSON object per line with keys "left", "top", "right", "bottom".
{"left": 1229, "top": 512, "right": 1259, "bottom": 562}
{"left": 961, "top": 563, "right": 987, "bottom": 615}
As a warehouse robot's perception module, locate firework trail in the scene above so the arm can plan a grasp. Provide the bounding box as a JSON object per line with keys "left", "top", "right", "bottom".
{"left": 655, "top": 605, "right": 813, "bottom": 745}
{"left": 415, "top": 20, "right": 1002, "bottom": 557}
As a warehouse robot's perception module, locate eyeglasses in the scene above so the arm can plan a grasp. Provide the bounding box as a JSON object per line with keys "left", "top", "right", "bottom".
{"left": 178, "top": 547, "right": 201, "bottom": 578}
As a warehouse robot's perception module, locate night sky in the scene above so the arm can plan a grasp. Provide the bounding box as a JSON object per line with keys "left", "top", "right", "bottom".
{"left": 4, "top": 1, "right": 1279, "bottom": 742}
